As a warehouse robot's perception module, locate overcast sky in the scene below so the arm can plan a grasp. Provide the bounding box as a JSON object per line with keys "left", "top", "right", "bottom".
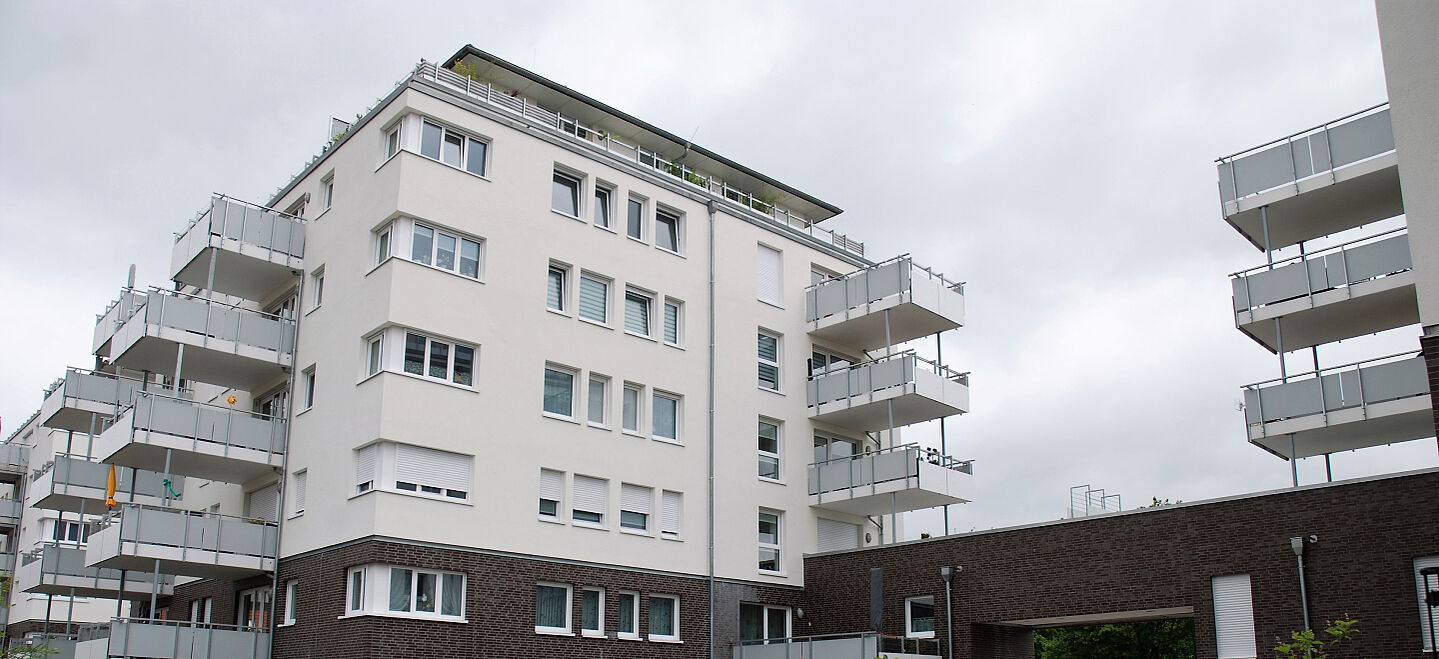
{"left": 2, "top": 1, "right": 1433, "bottom": 537}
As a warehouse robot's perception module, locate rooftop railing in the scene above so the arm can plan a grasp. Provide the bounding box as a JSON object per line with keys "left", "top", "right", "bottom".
{"left": 414, "top": 61, "right": 864, "bottom": 258}
{"left": 1217, "top": 103, "right": 1393, "bottom": 205}
{"left": 1230, "top": 228, "right": 1412, "bottom": 313}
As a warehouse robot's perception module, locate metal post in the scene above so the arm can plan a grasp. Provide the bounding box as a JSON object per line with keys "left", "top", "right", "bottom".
{"left": 1421, "top": 566, "right": 1439, "bottom": 656}
{"left": 1290, "top": 536, "right": 1312, "bottom": 632}
{"left": 173, "top": 344, "right": 185, "bottom": 390}
{"left": 937, "top": 333, "right": 949, "bottom": 536}
{"left": 1290, "top": 435, "right": 1299, "bottom": 487}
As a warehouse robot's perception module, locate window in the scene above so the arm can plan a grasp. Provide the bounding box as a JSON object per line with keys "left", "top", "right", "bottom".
{"left": 282, "top": 580, "right": 298, "bottom": 625}
{"left": 740, "top": 603, "right": 790, "bottom": 642}
{"left": 345, "top": 564, "right": 464, "bottom": 620}
{"left": 660, "top": 490, "right": 682, "bottom": 540}
{"left": 301, "top": 367, "right": 316, "bottom": 410}
{"left": 366, "top": 335, "right": 383, "bottom": 377}
{"left": 757, "top": 244, "right": 782, "bottom": 305}
{"left": 593, "top": 185, "right": 613, "bottom": 228}
{"left": 572, "top": 474, "right": 608, "bottom": 527}
{"left": 238, "top": 586, "right": 272, "bottom": 630}
{"left": 622, "top": 383, "right": 642, "bottom": 433}
{"left": 284, "top": 196, "right": 306, "bottom": 220}
{"left": 662, "top": 299, "right": 681, "bottom": 346}
{"left": 587, "top": 375, "right": 608, "bottom": 426}
{"left": 552, "top": 170, "right": 581, "bottom": 217}
{"left": 543, "top": 365, "right": 576, "bottom": 418}
{"left": 758, "top": 510, "right": 781, "bottom": 572}
{"left": 905, "top": 596, "right": 935, "bottom": 639}
{"left": 578, "top": 274, "right": 609, "bottom": 324}
{"left": 757, "top": 331, "right": 781, "bottom": 391}
{"left": 354, "top": 442, "right": 472, "bottom": 502}
{"left": 52, "top": 520, "right": 89, "bottom": 544}
{"left": 625, "top": 289, "right": 653, "bottom": 337}
{"left": 412, "top": 223, "right": 482, "bottom": 278}
{"left": 1414, "top": 557, "right": 1439, "bottom": 652}
{"left": 356, "top": 445, "right": 376, "bottom": 494}
{"left": 655, "top": 208, "right": 681, "bottom": 253}
{"left": 546, "top": 263, "right": 570, "bottom": 313}
{"left": 616, "top": 591, "right": 640, "bottom": 639}
{"left": 189, "top": 597, "right": 213, "bottom": 624}
{"left": 309, "top": 267, "right": 324, "bottom": 309}
{"left": 536, "top": 583, "right": 571, "bottom": 634}
{"left": 810, "top": 349, "right": 856, "bottom": 376}
{"left": 385, "top": 124, "right": 401, "bottom": 159}
{"left": 626, "top": 196, "right": 645, "bottom": 240}
{"left": 648, "top": 595, "right": 679, "bottom": 641}
{"left": 291, "top": 470, "right": 307, "bottom": 516}
{"left": 619, "top": 483, "right": 652, "bottom": 533}
{"left": 1212, "top": 574, "right": 1255, "bottom": 659}
{"left": 538, "top": 469, "right": 563, "bottom": 520}
{"left": 758, "top": 419, "right": 781, "bottom": 481}
{"left": 652, "top": 392, "right": 679, "bottom": 442}
{"left": 375, "top": 224, "right": 392, "bottom": 266}
{"left": 580, "top": 587, "right": 604, "bottom": 637}
{"left": 811, "top": 266, "right": 839, "bottom": 286}
{"left": 814, "top": 435, "right": 859, "bottom": 464}
{"left": 321, "top": 175, "right": 334, "bottom": 212}
{"left": 419, "top": 120, "right": 486, "bottom": 176}
{"left": 403, "top": 332, "right": 475, "bottom": 386}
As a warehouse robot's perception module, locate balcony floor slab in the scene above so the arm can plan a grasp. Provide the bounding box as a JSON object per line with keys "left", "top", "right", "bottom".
{"left": 1248, "top": 395, "right": 1433, "bottom": 458}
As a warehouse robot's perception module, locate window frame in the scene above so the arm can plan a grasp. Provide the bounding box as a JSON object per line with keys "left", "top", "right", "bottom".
{"left": 418, "top": 119, "right": 488, "bottom": 177}
{"left": 624, "top": 288, "right": 655, "bottom": 338}
{"left": 616, "top": 590, "right": 640, "bottom": 639}
{"left": 570, "top": 474, "right": 609, "bottom": 528}
{"left": 547, "top": 263, "right": 570, "bottom": 314}
{"left": 905, "top": 596, "right": 936, "bottom": 639}
{"left": 374, "top": 223, "right": 392, "bottom": 267}
{"left": 282, "top": 580, "right": 298, "bottom": 626}
{"left": 757, "top": 418, "right": 781, "bottom": 482}
{"left": 655, "top": 207, "right": 683, "bottom": 254}
{"left": 619, "top": 482, "right": 653, "bottom": 534}
{"left": 577, "top": 272, "right": 610, "bottom": 326}
{"left": 593, "top": 183, "right": 614, "bottom": 230}
{"left": 343, "top": 564, "right": 466, "bottom": 622}
{"left": 586, "top": 374, "right": 609, "bottom": 428}
{"left": 542, "top": 364, "right": 578, "bottom": 420}
{"left": 321, "top": 174, "right": 334, "bottom": 213}
{"left": 626, "top": 195, "right": 647, "bottom": 241}
{"left": 662, "top": 298, "right": 682, "bottom": 347}
{"left": 740, "top": 603, "right": 791, "bottom": 643}
{"left": 647, "top": 594, "right": 681, "bottom": 642}
{"left": 385, "top": 123, "right": 401, "bottom": 160}
{"left": 535, "top": 582, "right": 573, "bottom": 635}
{"left": 621, "top": 382, "right": 644, "bottom": 435}
{"left": 757, "top": 331, "right": 781, "bottom": 391}
{"left": 758, "top": 509, "right": 782, "bottom": 574}
{"left": 309, "top": 267, "right": 325, "bottom": 310}
{"left": 580, "top": 586, "right": 605, "bottom": 637}
{"left": 401, "top": 331, "right": 476, "bottom": 387}
{"left": 411, "top": 222, "right": 483, "bottom": 279}
{"left": 300, "top": 366, "right": 316, "bottom": 411}
{"left": 290, "top": 469, "right": 307, "bottom": 517}
{"left": 366, "top": 335, "right": 384, "bottom": 378}
{"left": 651, "top": 391, "right": 680, "bottom": 443}
{"left": 552, "top": 169, "right": 583, "bottom": 218}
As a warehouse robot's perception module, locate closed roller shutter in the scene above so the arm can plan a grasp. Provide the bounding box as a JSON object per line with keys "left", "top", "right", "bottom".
{"left": 620, "top": 483, "right": 652, "bottom": 514}
{"left": 573, "top": 475, "right": 608, "bottom": 517}
{"left": 245, "top": 483, "right": 279, "bottom": 522}
{"left": 540, "top": 469, "right": 564, "bottom": 503}
{"left": 394, "top": 444, "right": 472, "bottom": 497}
{"left": 757, "top": 245, "right": 782, "bottom": 304}
{"left": 660, "top": 490, "right": 682, "bottom": 538}
{"left": 816, "top": 518, "right": 860, "bottom": 553}
{"left": 292, "top": 471, "right": 307, "bottom": 515}
{"left": 579, "top": 277, "right": 607, "bottom": 322}
{"left": 356, "top": 444, "right": 377, "bottom": 493}
{"left": 1212, "top": 574, "right": 1256, "bottom": 659}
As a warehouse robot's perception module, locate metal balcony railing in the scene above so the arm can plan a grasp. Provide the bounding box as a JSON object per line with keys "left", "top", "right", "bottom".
{"left": 89, "top": 504, "right": 278, "bottom": 572}
{"left": 0, "top": 443, "right": 30, "bottom": 476}
{"left": 110, "top": 287, "right": 296, "bottom": 359}
{"left": 809, "top": 351, "right": 969, "bottom": 408}
{"left": 809, "top": 444, "right": 972, "bottom": 496}
{"left": 19, "top": 544, "right": 175, "bottom": 597}
{"left": 1231, "top": 228, "right": 1412, "bottom": 314}
{"left": 806, "top": 255, "right": 964, "bottom": 323}
{"left": 111, "top": 391, "right": 287, "bottom": 458}
{"left": 0, "top": 497, "right": 22, "bottom": 523}
{"left": 80, "top": 618, "right": 271, "bottom": 659}
{"left": 734, "top": 632, "right": 939, "bottom": 659}
{"left": 1217, "top": 104, "right": 1393, "bottom": 205}
{"left": 94, "top": 289, "right": 147, "bottom": 354}
{"left": 29, "top": 454, "right": 183, "bottom": 511}
{"left": 1242, "top": 351, "right": 1429, "bottom": 427}
{"left": 173, "top": 194, "right": 305, "bottom": 259}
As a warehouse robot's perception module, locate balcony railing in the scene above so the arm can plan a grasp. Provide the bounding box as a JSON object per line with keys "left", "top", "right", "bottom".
{"left": 174, "top": 194, "right": 305, "bottom": 260}
{"left": 734, "top": 632, "right": 939, "bottom": 659}
{"left": 76, "top": 618, "right": 270, "bottom": 659}
{"left": 28, "top": 454, "right": 183, "bottom": 514}
{"left": 413, "top": 61, "right": 864, "bottom": 258}
{"left": 808, "top": 351, "right": 969, "bottom": 430}
{"left": 93, "top": 289, "right": 147, "bottom": 356}
{"left": 96, "top": 391, "right": 285, "bottom": 483}
{"left": 86, "top": 505, "right": 278, "bottom": 579}
{"left": 171, "top": 195, "right": 306, "bottom": 300}
{"left": 1217, "top": 104, "right": 1393, "bottom": 205}
{"left": 0, "top": 443, "right": 30, "bottom": 480}
{"left": 1232, "top": 229, "right": 1413, "bottom": 314}
{"left": 1242, "top": 351, "right": 1429, "bottom": 427}
{"left": 809, "top": 444, "right": 973, "bottom": 516}
{"left": 18, "top": 544, "right": 174, "bottom": 599}
{"left": 0, "top": 551, "right": 14, "bottom": 574}
{"left": 0, "top": 497, "right": 22, "bottom": 525}
{"left": 109, "top": 287, "right": 296, "bottom": 362}
{"left": 40, "top": 368, "right": 184, "bottom": 433}
{"left": 805, "top": 256, "right": 965, "bottom": 350}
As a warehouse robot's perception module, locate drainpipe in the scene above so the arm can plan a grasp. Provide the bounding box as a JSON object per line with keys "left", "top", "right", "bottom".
{"left": 268, "top": 271, "right": 303, "bottom": 655}
{"left": 940, "top": 565, "right": 959, "bottom": 659}
{"left": 1290, "top": 535, "right": 1316, "bottom": 632}
{"left": 706, "top": 200, "right": 717, "bottom": 659}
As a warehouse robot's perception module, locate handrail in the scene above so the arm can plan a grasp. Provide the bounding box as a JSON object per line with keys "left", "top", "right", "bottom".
{"left": 174, "top": 193, "right": 305, "bottom": 244}
{"left": 139, "top": 286, "right": 295, "bottom": 323}
{"left": 808, "top": 349, "right": 969, "bottom": 386}
{"left": 95, "top": 502, "right": 278, "bottom": 530}
{"left": 1216, "top": 102, "right": 1389, "bottom": 163}
{"left": 1242, "top": 350, "right": 1420, "bottom": 390}
{"left": 107, "top": 616, "right": 270, "bottom": 633}
{"left": 804, "top": 253, "right": 964, "bottom": 294}
{"left": 810, "top": 443, "right": 973, "bottom": 474}
{"left": 1229, "top": 227, "right": 1408, "bottom": 278}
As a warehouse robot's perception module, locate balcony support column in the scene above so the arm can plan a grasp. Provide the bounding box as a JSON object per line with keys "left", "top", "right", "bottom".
{"left": 66, "top": 586, "right": 75, "bottom": 635}
{"left": 937, "top": 333, "right": 949, "bottom": 536}
{"left": 206, "top": 244, "right": 218, "bottom": 299}
{"left": 148, "top": 558, "right": 161, "bottom": 622}
{"left": 173, "top": 344, "right": 185, "bottom": 390}
{"left": 1290, "top": 435, "right": 1299, "bottom": 487}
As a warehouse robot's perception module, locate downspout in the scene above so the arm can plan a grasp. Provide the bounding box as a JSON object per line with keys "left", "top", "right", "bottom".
{"left": 1289, "top": 535, "right": 1314, "bottom": 632}
{"left": 267, "top": 271, "right": 304, "bottom": 655}
{"left": 706, "top": 200, "right": 717, "bottom": 659}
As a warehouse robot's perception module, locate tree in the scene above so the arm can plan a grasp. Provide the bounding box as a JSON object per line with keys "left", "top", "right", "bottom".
{"left": 1035, "top": 619, "right": 1195, "bottom": 659}
{"left": 1274, "top": 615, "right": 1359, "bottom": 659}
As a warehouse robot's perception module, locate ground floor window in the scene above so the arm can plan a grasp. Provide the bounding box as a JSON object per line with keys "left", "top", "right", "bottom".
{"left": 905, "top": 596, "right": 935, "bottom": 639}
{"left": 740, "top": 603, "right": 790, "bottom": 642}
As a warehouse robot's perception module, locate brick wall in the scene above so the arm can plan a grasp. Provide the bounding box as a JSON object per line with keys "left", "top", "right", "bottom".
{"left": 1422, "top": 333, "right": 1439, "bottom": 440}
{"left": 801, "top": 469, "right": 1439, "bottom": 659}
{"left": 270, "top": 539, "right": 800, "bottom": 659}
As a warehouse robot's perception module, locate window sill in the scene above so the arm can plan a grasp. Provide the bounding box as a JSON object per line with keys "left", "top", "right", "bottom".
{"left": 664, "top": 341, "right": 684, "bottom": 350}
{"left": 338, "top": 611, "right": 468, "bottom": 624}
{"left": 294, "top": 407, "right": 313, "bottom": 418}
{"left": 619, "top": 528, "right": 654, "bottom": 538}
{"left": 538, "top": 515, "right": 565, "bottom": 525}
{"left": 380, "top": 369, "right": 480, "bottom": 394}
{"left": 304, "top": 305, "right": 320, "bottom": 318}
{"left": 593, "top": 223, "right": 617, "bottom": 235}
{"left": 651, "top": 437, "right": 683, "bottom": 447}
{"left": 624, "top": 330, "right": 658, "bottom": 343}
{"left": 542, "top": 411, "right": 581, "bottom": 425}
{"left": 397, "top": 256, "right": 486, "bottom": 285}
{"left": 286, "top": 512, "right": 304, "bottom": 521}
{"left": 551, "top": 209, "right": 583, "bottom": 222}
{"left": 581, "top": 631, "right": 606, "bottom": 639}
{"left": 661, "top": 534, "right": 682, "bottom": 542}
{"left": 655, "top": 246, "right": 685, "bottom": 259}
{"left": 577, "top": 316, "right": 611, "bottom": 330}
{"left": 758, "top": 476, "right": 784, "bottom": 485}
{"left": 571, "top": 520, "right": 608, "bottom": 531}
{"left": 535, "top": 628, "right": 575, "bottom": 637}
{"left": 758, "top": 386, "right": 785, "bottom": 396}
{"left": 907, "top": 633, "right": 936, "bottom": 640}
{"left": 648, "top": 637, "right": 682, "bottom": 644}
{"left": 626, "top": 235, "right": 648, "bottom": 246}
{"left": 759, "top": 570, "right": 787, "bottom": 578}
{"left": 407, "top": 149, "right": 491, "bottom": 183}
{"left": 587, "top": 422, "right": 610, "bottom": 432}
{"left": 346, "top": 486, "right": 473, "bottom": 507}
{"left": 277, "top": 622, "right": 296, "bottom": 628}
{"left": 315, "top": 207, "right": 333, "bottom": 222}
{"left": 546, "top": 307, "right": 572, "bottom": 319}
{"left": 621, "top": 429, "right": 645, "bottom": 438}
{"left": 618, "top": 634, "right": 642, "bottom": 641}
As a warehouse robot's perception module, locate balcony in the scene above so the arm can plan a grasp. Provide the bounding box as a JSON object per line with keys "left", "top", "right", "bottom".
{"left": 0, "top": 497, "right": 21, "bottom": 528}
{"left": 0, "top": 551, "right": 14, "bottom": 575}
{"left": 17, "top": 545, "right": 174, "bottom": 600}
{"left": 1242, "top": 352, "right": 1433, "bottom": 458}
{"left": 806, "top": 257, "right": 965, "bottom": 351}
{"left": 1217, "top": 104, "right": 1402, "bottom": 251}
{"left": 39, "top": 369, "right": 178, "bottom": 433}
{"left": 102, "top": 288, "right": 295, "bottom": 391}
{"left": 735, "top": 633, "right": 939, "bottom": 659}
{"left": 28, "top": 455, "right": 183, "bottom": 514}
{"left": 93, "top": 289, "right": 147, "bottom": 358}
{"left": 94, "top": 392, "right": 284, "bottom": 484}
{"left": 172, "top": 195, "right": 305, "bottom": 301}
{"left": 1231, "top": 229, "right": 1417, "bottom": 352}
{"left": 808, "top": 352, "right": 969, "bottom": 431}
{"left": 74, "top": 619, "right": 270, "bottom": 659}
{"left": 809, "top": 445, "right": 974, "bottom": 517}
{"left": 86, "top": 505, "right": 277, "bottom": 580}
{"left": 0, "top": 443, "right": 30, "bottom": 483}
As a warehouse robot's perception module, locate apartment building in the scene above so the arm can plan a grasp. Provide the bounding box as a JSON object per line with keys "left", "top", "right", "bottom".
{"left": 2, "top": 45, "right": 970, "bottom": 659}
{"left": 1217, "top": 1, "right": 1439, "bottom": 483}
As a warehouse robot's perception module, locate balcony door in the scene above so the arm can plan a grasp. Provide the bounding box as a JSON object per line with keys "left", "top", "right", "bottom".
{"left": 237, "top": 586, "right": 272, "bottom": 630}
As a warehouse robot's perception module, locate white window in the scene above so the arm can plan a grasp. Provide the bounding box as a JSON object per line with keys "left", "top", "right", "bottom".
{"left": 353, "top": 442, "right": 472, "bottom": 502}
{"left": 189, "top": 597, "right": 213, "bottom": 624}
{"left": 616, "top": 591, "right": 640, "bottom": 639}
{"left": 552, "top": 170, "right": 581, "bottom": 217}
{"left": 403, "top": 332, "right": 475, "bottom": 386}
{"left": 905, "top": 596, "right": 935, "bottom": 639}
{"left": 321, "top": 174, "right": 334, "bottom": 212}
{"left": 420, "top": 120, "right": 487, "bottom": 176}
{"left": 245, "top": 483, "right": 279, "bottom": 522}
{"left": 572, "top": 474, "right": 608, "bottom": 527}
{"left": 580, "top": 587, "right": 605, "bottom": 637}
{"left": 301, "top": 366, "right": 316, "bottom": 410}
{"left": 366, "top": 335, "right": 383, "bottom": 377}
{"left": 593, "top": 184, "right": 613, "bottom": 229}
{"left": 655, "top": 208, "right": 682, "bottom": 253}
{"left": 757, "top": 418, "right": 781, "bottom": 481}
{"left": 375, "top": 223, "right": 392, "bottom": 266}
{"left": 648, "top": 595, "right": 680, "bottom": 641}
{"left": 757, "top": 331, "right": 781, "bottom": 391}
{"left": 356, "top": 444, "right": 377, "bottom": 494}
{"left": 660, "top": 490, "right": 682, "bottom": 540}
{"left": 309, "top": 267, "right": 324, "bottom": 309}
{"left": 547, "top": 263, "right": 568, "bottom": 313}
{"left": 385, "top": 123, "right": 401, "bottom": 159}
{"left": 814, "top": 434, "right": 859, "bottom": 463}
{"left": 284, "top": 196, "right": 306, "bottom": 220}
{"left": 626, "top": 195, "right": 646, "bottom": 240}
{"left": 662, "top": 299, "right": 682, "bottom": 346}
{"left": 758, "top": 510, "right": 781, "bottom": 573}
{"left": 625, "top": 289, "right": 653, "bottom": 337}
{"left": 238, "top": 586, "right": 272, "bottom": 630}
{"left": 652, "top": 392, "right": 680, "bottom": 442}
{"left": 345, "top": 564, "right": 464, "bottom": 620}
{"left": 543, "top": 365, "right": 576, "bottom": 418}
{"left": 740, "top": 603, "right": 790, "bottom": 642}
{"left": 622, "top": 383, "right": 642, "bottom": 434}
{"left": 810, "top": 348, "right": 857, "bottom": 377}
{"left": 291, "top": 470, "right": 307, "bottom": 517}
{"left": 619, "top": 483, "right": 652, "bottom": 533}
{"left": 282, "top": 580, "right": 298, "bottom": 625}
{"left": 412, "top": 222, "right": 483, "bottom": 279}
{"left": 536, "top": 583, "right": 571, "bottom": 634}
{"left": 757, "top": 244, "right": 782, "bottom": 305}
{"left": 578, "top": 273, "right": 609, "bottom": 324}
{"left": 51, "top": 520, "right": 88, "bottom": 544}
{"left": 587, "top": 375, "right": 609, "bottom": 427}
{"left": 538, "top": 468, "right": 564, "bottom": 520}
{"left": 1212, "top": 574, "right": 1256, "bottom": 659}
{"left": 1415, "top": 556, "right": 1439, "bottom": 652}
